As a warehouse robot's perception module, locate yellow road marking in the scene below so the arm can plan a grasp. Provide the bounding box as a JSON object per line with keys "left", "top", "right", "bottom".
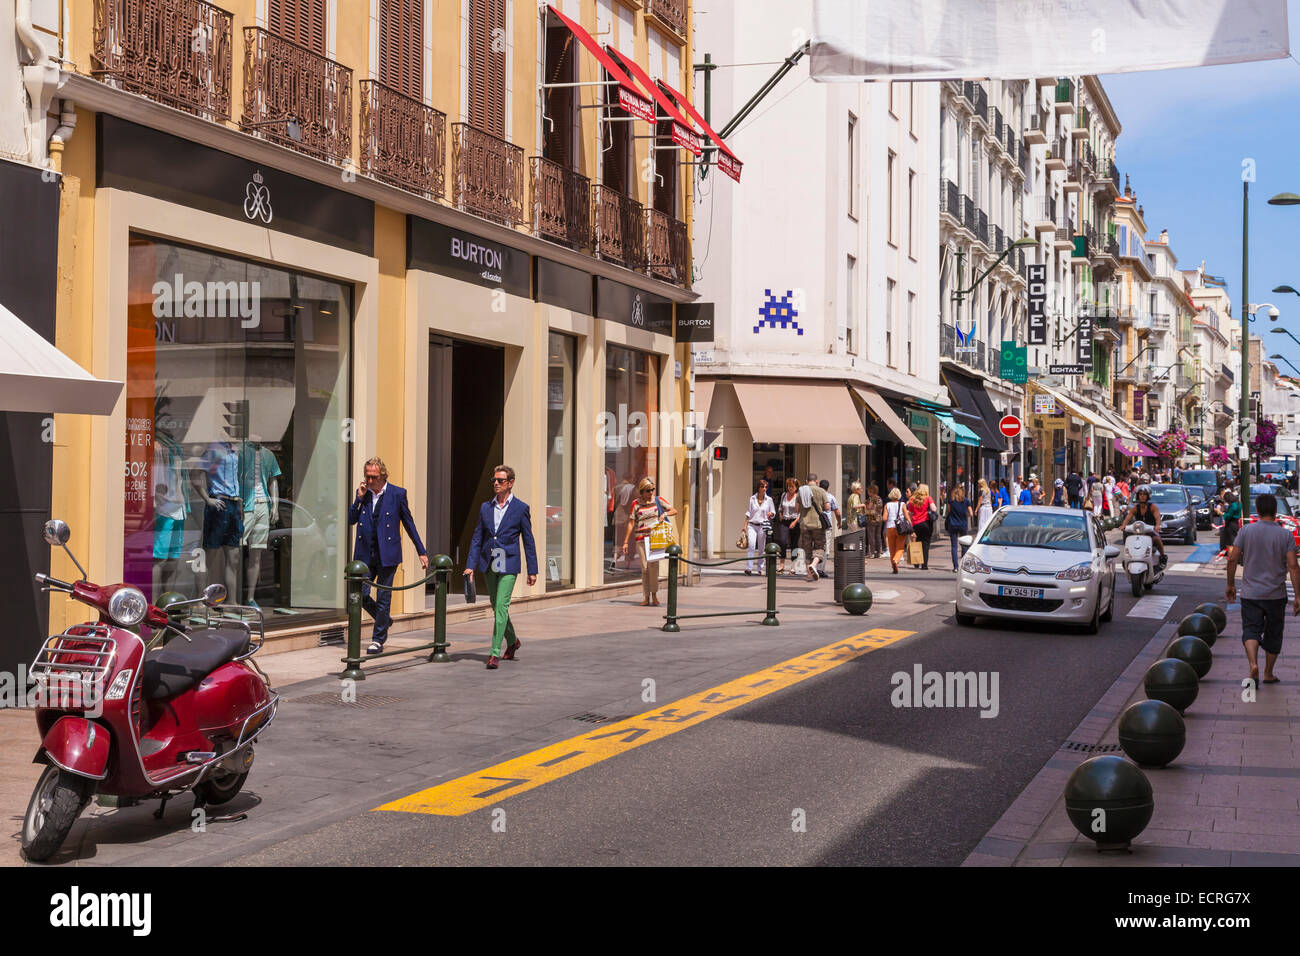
{"left": 374, "top": 627, "right": 914, "bottom": 816}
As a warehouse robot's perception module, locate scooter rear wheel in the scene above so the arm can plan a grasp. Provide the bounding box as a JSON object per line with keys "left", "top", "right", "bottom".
{"left": 21, "top": 765, "right": 89, "bottom": 862}
{"left": 194, "top": 747, "right": 254, "bottom": 806}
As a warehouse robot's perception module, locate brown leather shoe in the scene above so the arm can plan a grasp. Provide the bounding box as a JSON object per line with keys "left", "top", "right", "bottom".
{"left": 486, "top": 656, "right": 499, "bottom": 670}
{"left": 503, "top": 640, "right": 520, "bottom": 661}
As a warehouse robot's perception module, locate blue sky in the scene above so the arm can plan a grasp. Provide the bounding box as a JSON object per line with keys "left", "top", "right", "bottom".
{"left": 1099, "top": 0, "right": 1300, "bottom": 376}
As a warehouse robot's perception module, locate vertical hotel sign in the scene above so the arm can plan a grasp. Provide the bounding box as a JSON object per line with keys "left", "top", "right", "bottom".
{"left": 1027, "top": 265, "right": 1047, "bottom": 345}
{"left": 1077, "top": 315, "right": 1094, "bottom": 368}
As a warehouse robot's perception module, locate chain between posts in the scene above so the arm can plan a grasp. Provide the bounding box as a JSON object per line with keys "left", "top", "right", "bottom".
{"left": 339, "top": 554, "right": 453, "bottom": 680}
{"left": 663, "top": 542, "right": 780, "bottom": 632}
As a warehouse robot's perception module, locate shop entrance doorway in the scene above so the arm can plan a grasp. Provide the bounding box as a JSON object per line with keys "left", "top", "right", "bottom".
{"left": 427, "top": 336, "right": 504, "bottom": 602}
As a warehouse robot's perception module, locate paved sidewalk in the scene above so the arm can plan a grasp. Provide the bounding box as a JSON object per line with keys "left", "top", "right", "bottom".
{"left": 966, "top": 599, "right": 1300, "bottom": 867}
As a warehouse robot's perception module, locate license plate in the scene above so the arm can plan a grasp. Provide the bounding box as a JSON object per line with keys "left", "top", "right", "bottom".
{"left": 998, "top": 586, "right": 1045, "bottom": 599}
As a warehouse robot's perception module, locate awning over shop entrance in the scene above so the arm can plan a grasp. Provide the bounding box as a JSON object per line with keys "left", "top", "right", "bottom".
{"left": 0, "top": 302, "right": 122, "bottom": 414}
{"left": 851, "top": 385, "right": 924, "bottom": 449}
{"left": 936, "top": 411, "right": 980, "bottom": 446}
{"left": 1032, "top": 382, "right": 1115, "bottom": 439}
{"left": 1114, "top": 439, "right": 1158, "bottom": 458}
{"left": 731, "top": 381, "right": 870, "bottom": 445}
{"left": 943, "top": 369, "right": 1007, "bottom": 452}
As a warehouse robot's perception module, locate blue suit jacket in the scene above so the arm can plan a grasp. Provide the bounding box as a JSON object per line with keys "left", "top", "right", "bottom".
{"left": 466, "top": 497, "right": 539, "bottom": 576}
{"left": 349, "top": 484, "right": 426, "bottom": 567}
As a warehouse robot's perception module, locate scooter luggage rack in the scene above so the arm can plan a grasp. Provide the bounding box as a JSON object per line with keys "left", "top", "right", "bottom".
{"left": 29, "top": 625, "right": 116, "bottom": 690}
{"left": 182, "top": 603, "right": 267, "bottom": 660}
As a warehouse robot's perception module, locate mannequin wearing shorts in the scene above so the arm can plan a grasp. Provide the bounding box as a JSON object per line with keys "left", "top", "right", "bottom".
{"left": 240, "top": 440, "right": 281, "bottom": 606}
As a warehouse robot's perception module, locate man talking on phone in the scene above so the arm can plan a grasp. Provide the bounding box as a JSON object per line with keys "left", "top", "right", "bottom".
{"left": 349, "top": 457, "right": 428, "bottom": 655}
{"left": 1225, "top": 493, "right": 1300, "bottom": 686}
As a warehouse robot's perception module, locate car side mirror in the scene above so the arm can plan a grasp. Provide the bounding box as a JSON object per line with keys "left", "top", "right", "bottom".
{"left": 1104, "top": 545, "right": 1121, "bottom": 560}
{"left": 958, "top": 535, "right": 973, "bottom": 548}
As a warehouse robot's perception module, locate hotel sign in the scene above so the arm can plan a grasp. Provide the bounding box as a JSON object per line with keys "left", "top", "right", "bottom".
{"left": 1027, "top": 264, "right": 1047, "bottom": 345}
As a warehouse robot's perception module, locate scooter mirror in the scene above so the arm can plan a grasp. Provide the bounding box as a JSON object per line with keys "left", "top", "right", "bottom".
{"left": 203, "top": 583, "right": 227, "bottom": 605}
{"left": 42, "top": 519, "right": 70, "bottom": 547}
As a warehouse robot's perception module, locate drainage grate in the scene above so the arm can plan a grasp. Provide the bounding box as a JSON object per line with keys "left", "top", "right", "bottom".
{"left": 289, "top": 693, "right": 404, "bottom": 709}
{"left": 1062, "top": 741, "right": 1123, "bottom": 753}
{"left": 568, "top": 712, "right": 633, "bottom": 724}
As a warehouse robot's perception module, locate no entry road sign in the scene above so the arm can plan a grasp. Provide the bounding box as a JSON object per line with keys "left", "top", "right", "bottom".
{"left": 999, "top": 415, "right": 1022, "bottom": 438}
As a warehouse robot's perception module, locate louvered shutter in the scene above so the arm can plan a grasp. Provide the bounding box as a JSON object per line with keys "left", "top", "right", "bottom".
{"left": 270, "top": 0, "right": 326, "bottom": 55}
{"left": 380, "top": 0, "right": 423, "bottom": 99}
{"left": 468, "top": 0, "right": 506, "bottom": 136}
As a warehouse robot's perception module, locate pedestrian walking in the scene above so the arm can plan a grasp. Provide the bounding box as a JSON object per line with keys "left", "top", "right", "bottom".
{"left": 909, "top": 483, "right": 938, "bottom": 570}
{"left": 884, "top": 488, "right": 906, "bottom": 574}
{"left": 1226, "top": 493, "right": 1300, "bottom": 685}
{"left": 975, "top": 478, "right": 994, "bottom": 535}
{"left": 946, "top": 484, "right": 971, "bottom": 570}
{"left": 1051, "top": 477, "right": 1065, "bottom": 507}
{"left": 820, "top": 479, "right": 842, "bottom": 531}
{"left": 620, "top": 477, "right": 676, "bottom": 609}
{"left": 798, "top": 473, "right": 831, "bottom": 582}
{"left": 467, "top": 465, "right": 539, "bottom": 669}
{"left": 775, "top": 477, "right": 800, "bottom": 573}
{"left": 744, "top": 479, "right": 776, "bottom": 574}
{"left": 863, "top": 483, "right": 884, "bottom": 558}
{"left": 1090, "top": 475, "right": 1105, "bottom": 517}
{"left": 846, "top": 480, "right": 865, "bottom": 531}
{"left": 1065, "top": 470, "right": 1084, "bottom": 509}
{"left": 348, "top": 456, "right": 429, "bottom": 655}
{"left": 1216, "top": 490, "right": 1241, "bottom": 552}
{"left": 1017, "top": 481, "right": 1033, "bottom": 506}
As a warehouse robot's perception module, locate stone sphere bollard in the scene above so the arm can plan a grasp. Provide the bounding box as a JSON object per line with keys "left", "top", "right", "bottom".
{"left": 1117, "top": 699, "right": 1187, "bottom": 768}
{"left": 1064, "top": 754, "right": 1155, "bottom": 851}
{"left": 1143, "top": 658, "right": 1199, "bottom": 713}
{"left": 1166, "top": 635, "right": 1213, "bottom": 679}
{"left": 1191, "top": 603, "right": 1227, "bottom": 636}
{"left": 1178, "top": 612, "right": 1219, "bottom": 648}
{"left": 841, "top": 583, "right": 872, "bottom": 615}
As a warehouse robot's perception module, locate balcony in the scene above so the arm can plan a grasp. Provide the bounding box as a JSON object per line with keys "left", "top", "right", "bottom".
{"left": 962, "top": 194, "right": 978, "bottom": 236}
{"left": 966, "top": 82, "right": 989, "bottom": 126}
{"left": 646, "top": 0, "right": 687, "bottom": 41}
{"left": 592, "top": 185, "right": 646, "bottom": 270}
{"left": 1054, "top": 221, "right": 1074, "bottom": 251}
{"left": 940, "top": 178, "right": 962, "bottom": 225}
{"left": 1114, "top": 363, "right": 1136, "bottom": 383}
{"left": 359, "top": 80, "right": 445, "bottom": 199}
{"left": 1045, "top": 137, "right": 1067, "bottom": 172}
{"left": 1054, "top": 78, "right": 1075, "bottom": 114}
{"left": 1149, "top": 312, "right": 1172, "bottom": 333}
{"left": 948, "top": 79, "right": 971, "bottom": 110}
{"left": 990, "top": 346, "right": 1002, "bottom": 379}
{"left": 990, "top": 106, "right": 1004, "bottom": 144}
{"left": 1004, "top": 123, "right": 1017, "bottom": 158}
{"left": 242, "top": 27, "right": 352, "bottom": 164}
{"left": 992, "top": 223, "right": 1005, "bottom": 254}
{"left": 451, "top": 122, "right": 526, "bottom": 226}
{"left": 1064, "top": 159, "right": 1083, "bottom": 193}
{"left": 94, "top": 0, "right": 233, "bottom": 121}
{"left": 940, "top": 323, "right": 956, "bottom": 360}
{"left": 1221, "top": 363, "right": 1235, "bottom": 383}
{"left": 530, "top": 156, "right": 590, "bottom": 249}
{"left": 1024, "top": 108, "right": 1049, "bottom": 145}
{"left": 1070, "top": 233, "right": 1090, "bottom": 262}
{"left": 976, "top": 208, "right": 989, "bottom": 247}
{"left": 1034, "top": 196, "right": 1057, "bottom": 234}
{"left": 646, "top": 208, "right": 690, "bottom": 287}
{"left": 1071, "top": 107, "right": 1090, "bottom": 137}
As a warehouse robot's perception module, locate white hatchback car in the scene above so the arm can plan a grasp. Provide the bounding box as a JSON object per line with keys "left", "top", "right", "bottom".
{"left": 955, "top": 506, "right": 1119, "bottom": 633}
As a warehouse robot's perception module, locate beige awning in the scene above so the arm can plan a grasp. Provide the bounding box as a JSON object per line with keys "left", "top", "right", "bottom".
{"left": 0, "top": 302, "right": 122, "bottom": 415}
{"left": 731, "top": 381, "right": 871, "bottom": 445}
{"left": 852, "top": 385, "right": 925, "bottom": 450}
{"left": 1034, "top": 382, "right": 1115, "bottom": 438}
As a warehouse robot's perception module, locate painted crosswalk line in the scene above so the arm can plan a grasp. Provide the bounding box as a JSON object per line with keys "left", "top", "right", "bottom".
{"left": 1128, "top": 594, "right": 1177, "bottom": 619}
{"left": 374, "top": 628, "right": 915, "bottom": 816}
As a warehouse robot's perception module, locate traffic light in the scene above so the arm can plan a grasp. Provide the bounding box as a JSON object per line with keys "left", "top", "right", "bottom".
{"left": 712, "top": 446, "right": 728, "bottom": 461}
{"left": 223, "top": 399, "right": 249, "bottom": 440}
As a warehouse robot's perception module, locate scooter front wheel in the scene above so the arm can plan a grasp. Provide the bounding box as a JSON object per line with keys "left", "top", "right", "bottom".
{"left": 1130, "top": 572, "right": 1144, "bottom": 598}
{"left": 21, "top": 764, "right": 90, "bottom": 862}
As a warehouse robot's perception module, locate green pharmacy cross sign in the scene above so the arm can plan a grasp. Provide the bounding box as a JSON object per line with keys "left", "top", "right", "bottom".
{"left": 1001, "top": 341, "right": 1028, "bottom": 384}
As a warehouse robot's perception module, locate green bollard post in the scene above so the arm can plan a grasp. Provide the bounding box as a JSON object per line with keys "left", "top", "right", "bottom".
{"left": 429, "top": 554, "right": 453, "bottom": 662}
{"left": 340, "top": 560, "right": 370, "bottom": 681}
{"left": 762, "top": 541, "right": 780, "bottom": 626}
{"left": 662, "top": 545, "right": 681, "bottom": 632}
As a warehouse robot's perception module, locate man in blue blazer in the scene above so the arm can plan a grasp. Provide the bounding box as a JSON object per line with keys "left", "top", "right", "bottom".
{"left": 349, "top": 457, "right": 428, "bottom": 654}
{"left": 465, "top": 464, "right": 538, "bottom": 670}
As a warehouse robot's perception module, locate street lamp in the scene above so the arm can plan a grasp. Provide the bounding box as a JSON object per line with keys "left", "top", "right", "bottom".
{"left": 1269, "top": 353, "right": 1300, "bottom": 377}
{"left": 1270, "top": 326, "right": 1300, "bottom": 348}
{"left": 1258, "top": 194, "right": 1300, "bottom": 502}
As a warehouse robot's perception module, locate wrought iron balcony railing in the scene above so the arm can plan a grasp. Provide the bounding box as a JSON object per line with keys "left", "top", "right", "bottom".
{"left": 962, "top": 194, "right": 978, "bottom": 235}
{"left": 242, "top": 26, "right": 352, "bottom": 163}
{"left": 95, "top": 0, "right": 234, "bottom": 121}
{"left": 592, "top": 185, "right": 646, "bottom": 270}
{"left": 646, "top": 0, "right": 687, "bottom": 40}
{"left": 359, "top": 79, "right": 445, "bottom": 199}
{"left": 940, "top": 178, "right": 961, "bottom": 219}
{"left": 646, "top": 208, "right": 690, "bottom": 287}
{"left": 530, "top": 157, "right": 591, "bottom": 249}
{"left": 451, "top": 122, "right": 526, "bottom": 226}
{"left": 990, "top": 106, "right": 1003, "bottom": 143}
{"left": 976, "top": 209, "right": 989, "bottom": 246}
{"left": 941, "top": 322, "right": 956, "bottom": 359}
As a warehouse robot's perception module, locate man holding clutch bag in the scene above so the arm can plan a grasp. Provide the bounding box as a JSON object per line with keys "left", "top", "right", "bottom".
{"left": 465, "top": 465, "right": 538, "bottom": 670}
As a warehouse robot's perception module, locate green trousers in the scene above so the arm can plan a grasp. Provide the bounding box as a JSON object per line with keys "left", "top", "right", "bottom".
{"left": 484, "top": 570, "right": 518, "bottom": 657}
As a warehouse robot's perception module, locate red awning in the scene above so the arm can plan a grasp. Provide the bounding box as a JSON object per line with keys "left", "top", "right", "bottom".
{"left": 659, "top": 80, "right": 742, "bottom": 183}
{"left": 604, "top": 45, "right": 703, "bottom": 156}
{"left": 545, "top": 4, "right": 654, "bottom": 124}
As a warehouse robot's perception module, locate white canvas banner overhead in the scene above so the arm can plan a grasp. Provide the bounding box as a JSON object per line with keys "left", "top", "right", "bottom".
{"left": 810, "top": 0, "right": 1289, "bottom": 80}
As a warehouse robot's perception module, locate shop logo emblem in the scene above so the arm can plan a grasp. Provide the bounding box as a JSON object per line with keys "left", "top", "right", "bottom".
{"left": 632, "top": 293, "right": 645, "bottom": 327}
{"left": 243, "top": 170, "right": 273, "bottom": 224}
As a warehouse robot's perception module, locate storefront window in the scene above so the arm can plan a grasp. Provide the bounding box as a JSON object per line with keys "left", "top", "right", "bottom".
{"left": 841, "top": 444, "right": 863, "bottom": 514}
{"left": 904, "top": 411, "right": 930, "bottom": 489}
{"left": 124, "top": 236, "right": 351, "bottom": 620}
{"left": 546, "top": 333, "right": 575, "bottom": 591}
{"left": 603, "top": 345, "right": 659, "bottom": 581}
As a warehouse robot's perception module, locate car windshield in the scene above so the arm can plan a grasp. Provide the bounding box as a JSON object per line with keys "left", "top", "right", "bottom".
{"left": 1181, "top": 471, "right": 1217, "bottom": 487}
{"left": 1186, "top": 487, "right": 1208, "bottom": 504}
{"left": 978, "top": 510, "right": 1091, "bottom": 552}
{"left": 1146, "top": 487, "right": 1189, "bottom": 507}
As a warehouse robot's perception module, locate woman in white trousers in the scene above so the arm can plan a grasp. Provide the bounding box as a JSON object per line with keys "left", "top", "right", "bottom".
{"left": 745, "top": 479, "right": 776, "bottom": 573}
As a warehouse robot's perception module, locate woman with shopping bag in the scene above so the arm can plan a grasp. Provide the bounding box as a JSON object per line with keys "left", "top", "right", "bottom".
{"left": 620, "top": 477, "right": 677, "bottom": 606}
{"left": 884, "top": 487, "right": 909, "bottom": 574}
{"left": 908, "top": 483, "right": 937, "bottom": 570}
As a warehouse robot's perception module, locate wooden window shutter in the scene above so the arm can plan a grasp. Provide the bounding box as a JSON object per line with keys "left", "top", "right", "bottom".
{"left": 468, "top": 0, "right": 506, "bottom": 137}
{"left": 380, "top": 0, "right": 424, "bottom": 99}
{"left": 270, "top": 0, "right": 326, "bottom": 56}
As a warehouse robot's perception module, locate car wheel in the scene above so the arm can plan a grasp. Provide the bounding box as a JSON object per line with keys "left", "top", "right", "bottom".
{"left": 1100, "top": 583, "right": 1114, "bottom": 623}
{"left": 1083, "top": 593, "right": 1101, "bottom": 634}
{"left": 955, "top": 613, "right": 976, "bottom": 626}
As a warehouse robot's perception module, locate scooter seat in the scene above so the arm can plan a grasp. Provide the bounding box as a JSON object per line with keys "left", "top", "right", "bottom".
{"left": 141, "top": 627, "right": 251, "bottom": 701}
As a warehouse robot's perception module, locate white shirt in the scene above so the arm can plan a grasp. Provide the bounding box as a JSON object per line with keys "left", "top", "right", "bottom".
{"left": 885, "top": 500, "right": 901, "bottom": 529}
{"left": 747, "top": 495, "right": 776, "bottom": 524}
{"left": 370, "top": 482, "right": 387, "bottom": 516}
{"left": 493, "top": 493, "right": 514, "bottom": 532}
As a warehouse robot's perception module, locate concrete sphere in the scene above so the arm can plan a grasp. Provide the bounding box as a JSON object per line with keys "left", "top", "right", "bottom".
{"left": 1191, "top": 603, "right": 1227, "bottom": 635}
{"left": 1117, "top": 699, "right": 1187, "bottom": 768}
{"left": 841, "top": 583, "right": 873, "bottom": 615}
{"left": 1064, "top": 755, "right": 1154, "bottom": 847}
{"left": 1143, "top": 658, "right": 1199, "bottom": 713}
{"left": 1166, "top": 635, "right": 1213, "bottom": 679}
{"left": 1178, "top": 613, "right": 1219, "bottom": 648}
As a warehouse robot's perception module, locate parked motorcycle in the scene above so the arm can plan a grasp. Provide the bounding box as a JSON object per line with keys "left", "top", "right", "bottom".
{"left": 1121, "top": 519, "right": 1166, "bottom": 597}
{"left": 21, "top": 519, "right": 278, "bottom": 862}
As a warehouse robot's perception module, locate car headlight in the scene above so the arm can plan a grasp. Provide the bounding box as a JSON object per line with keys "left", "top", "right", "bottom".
{"left": 961, "top": 553, "right": 992, "bottom": 574}
{"left": 107, "top": 586, "right": 148, "bottom": 627}
{"left": 1165, "top": 511, "right": 1185, "bottom": 520}
{"left": 1056, "top": 562, "right": 1094, "bottom": 582}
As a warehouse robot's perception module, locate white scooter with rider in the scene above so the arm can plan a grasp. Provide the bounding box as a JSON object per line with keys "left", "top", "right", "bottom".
{"left": 1119, "top": 485, "right": 1168, "bottom": 596}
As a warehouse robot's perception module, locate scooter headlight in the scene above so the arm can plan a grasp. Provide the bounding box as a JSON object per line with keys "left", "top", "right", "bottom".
{"left": 108, "top": 586, "right": 148, "bottom": 627}
{"left": 1056, "top": 561, "right": 1094, "bottom": 582}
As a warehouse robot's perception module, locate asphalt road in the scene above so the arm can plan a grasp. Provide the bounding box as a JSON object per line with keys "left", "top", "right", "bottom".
{"left": 224, "top": 543, "right": 1223, "bottom": 867}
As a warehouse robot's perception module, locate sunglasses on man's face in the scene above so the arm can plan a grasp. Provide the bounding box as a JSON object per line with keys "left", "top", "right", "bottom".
{"left": 493, "top": 477, "right": 512, "bottom": 484}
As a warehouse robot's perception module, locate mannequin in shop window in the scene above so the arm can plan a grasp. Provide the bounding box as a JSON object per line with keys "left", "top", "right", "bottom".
{"left": 239, "top": 435, "right": 282, "bottom": 607}
{"left": 193, "top": 438, "right": 243, "bottom": 601}
{"left": 151, "top": 418, "right": 189, "bottom": 596}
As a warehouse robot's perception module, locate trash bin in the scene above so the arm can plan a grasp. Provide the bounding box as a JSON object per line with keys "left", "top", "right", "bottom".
{"left": 833, "top": 528, "right": 866, "bottom": 604}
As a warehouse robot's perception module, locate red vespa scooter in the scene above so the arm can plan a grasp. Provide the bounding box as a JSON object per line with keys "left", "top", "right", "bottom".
{"left": 21, "top": 519, "right": 279, "bottom": 862}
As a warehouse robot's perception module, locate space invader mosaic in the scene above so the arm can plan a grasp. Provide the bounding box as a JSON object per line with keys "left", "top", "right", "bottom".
{"left": 754, "top": 289, "right": 804, "bottom": 335}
